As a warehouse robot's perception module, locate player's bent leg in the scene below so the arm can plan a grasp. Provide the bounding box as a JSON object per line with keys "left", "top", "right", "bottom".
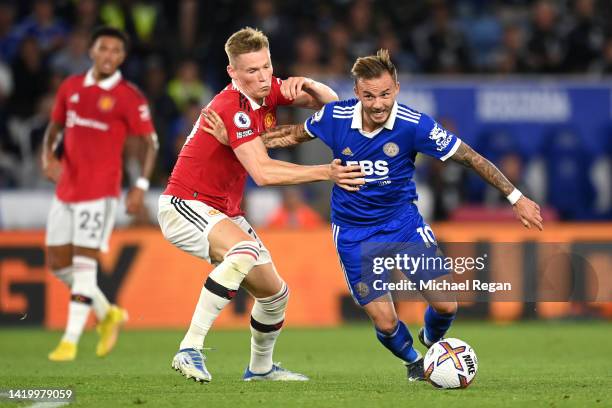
{"left": 71, "top": 247, "right": 127, "bottom": 359}
{"left": 158, "top": 198, "right": 262, "bottom": 383}
{"left": 363, "top": 295, "right": 424, "bottom": 381}
{"left": 240, "top": 263, "right": 308, "bottom": 381}
{"left": 49, "top": 247, "right": 99, "bottom": 361}
{"left": 179, "top": 218, "right": 261, "bottom": 352}
{"left": 419, "top": 278, "right": 458, "bottom": 348}
{"left": 174, "top": 241, "right": 260, "bottom": 381}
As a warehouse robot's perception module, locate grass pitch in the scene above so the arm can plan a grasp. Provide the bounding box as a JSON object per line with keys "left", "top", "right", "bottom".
{"left": 1, "top": 321, "right": 611, "bottom": 407}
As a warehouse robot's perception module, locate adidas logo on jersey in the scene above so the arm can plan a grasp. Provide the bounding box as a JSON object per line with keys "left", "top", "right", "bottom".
{"left": 342, "top": 147, "right": 353, "bottom": 156}
{"left": 69, "top": 93, "right": 79, "bottom": 103}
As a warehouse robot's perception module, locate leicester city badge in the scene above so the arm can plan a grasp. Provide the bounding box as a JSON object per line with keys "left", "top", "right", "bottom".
{"left": 355, "top": 282, "right": 370, "bottom": 298}
{"left": 383, "top": 142, "right": 399, "bottom": 157}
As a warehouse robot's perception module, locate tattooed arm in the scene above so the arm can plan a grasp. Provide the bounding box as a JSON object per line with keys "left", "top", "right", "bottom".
{"left": 450, "top": 142, "right": 544, "bottom": 230}
{"left": 201, "top": 109, "right": 312, "bottom": 149}
{"left": 260, "top": 124, "right": 312, "bottom": 149}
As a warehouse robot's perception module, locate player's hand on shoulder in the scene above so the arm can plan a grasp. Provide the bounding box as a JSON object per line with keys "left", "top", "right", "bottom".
{"left": 330, "top": 158, "right": 365, "bottom": 192}
{"left": 200, "top": 108, "right": 229, "bottom": 146}
{"left": 42, "top": 154, "right": 62, "bottom": 183}
{"left": 281, "top": 77, "right": 312, "bottom": 100}
{"left": 512, "top": 195, "right": 543, "bottom": 231}
{"left": 125, "top": 187, "right": 145, "bottom": 215}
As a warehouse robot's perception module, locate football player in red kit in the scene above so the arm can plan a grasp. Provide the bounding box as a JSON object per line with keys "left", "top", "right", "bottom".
{"left": 158, "top": 27, "right": 364, "bottom": 382}
{"left": 42, "top": 27, "right": 158, "bottom": 361}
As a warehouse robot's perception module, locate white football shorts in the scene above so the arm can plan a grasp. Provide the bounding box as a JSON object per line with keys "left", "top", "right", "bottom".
{"left": 157, "top": 194, "right": 271, "bottom": 265}
{"left": 45, "top": 196, "right": 118, "bottom": 252}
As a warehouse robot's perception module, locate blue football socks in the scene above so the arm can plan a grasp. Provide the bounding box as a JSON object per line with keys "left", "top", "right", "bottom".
{"left": 376, "top": 321, "right": 419, "bottom": 363}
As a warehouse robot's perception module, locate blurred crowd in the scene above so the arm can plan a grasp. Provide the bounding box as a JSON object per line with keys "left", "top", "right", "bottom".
{"left": 0, "top": 0, "right": 611, "bottom": 225}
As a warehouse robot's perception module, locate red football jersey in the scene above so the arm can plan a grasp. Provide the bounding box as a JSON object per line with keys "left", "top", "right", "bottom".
{"left": 51, "top": 69, "right": 154, "bottom": 202}
{"left": 164, "top": 77, "right": 292, "bottom": 216}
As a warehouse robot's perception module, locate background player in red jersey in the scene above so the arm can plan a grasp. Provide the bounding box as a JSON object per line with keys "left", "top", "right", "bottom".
{"left": 158, "top": 27, "right": 364, "bottom": 382}
{"left": 41, "top": 27, "right": 158, "bottom": 361}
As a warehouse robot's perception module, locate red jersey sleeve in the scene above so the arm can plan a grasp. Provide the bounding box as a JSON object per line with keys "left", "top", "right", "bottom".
{"left": 51, "top": 79, "right": 69, "bottom": 125}
{"left": 269, "top": 77, "right": 293, "bottom": 107}
{"left": 214, "top": 96, "right": 259, "bottom": 150}
{"left": 124, "top": 85, "right": 155, "bottom": 136}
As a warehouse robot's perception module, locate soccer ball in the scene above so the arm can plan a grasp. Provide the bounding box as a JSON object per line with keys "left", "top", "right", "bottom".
{"left": 423, "top": 338, "right": 478, "bottom": 389}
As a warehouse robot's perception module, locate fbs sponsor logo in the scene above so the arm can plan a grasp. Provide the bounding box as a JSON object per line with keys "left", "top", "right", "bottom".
{"left": 429, "top": 123, "right": 453, "bottom": 152}
{"left": 237, "top": 129, "right": 254, "bottom": 139}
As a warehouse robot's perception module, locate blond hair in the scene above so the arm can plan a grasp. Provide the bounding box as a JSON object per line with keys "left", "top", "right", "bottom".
{"left": 351, "top": 49, "right": 398, "bottom": 83}
{"left": 225, "top": 27, "right": 270, "bottom": 65}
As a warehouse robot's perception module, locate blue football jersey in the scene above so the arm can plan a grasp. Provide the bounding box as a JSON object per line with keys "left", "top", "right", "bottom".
{"left": 304, "top": 98, "right": 461, "bottom": 227}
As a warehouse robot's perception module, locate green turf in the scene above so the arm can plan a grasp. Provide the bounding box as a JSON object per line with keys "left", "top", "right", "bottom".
{"left": 1, "top": 322, "right": 611, "bottom": 407}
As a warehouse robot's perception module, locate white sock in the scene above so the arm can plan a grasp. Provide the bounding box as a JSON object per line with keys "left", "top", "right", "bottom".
{"left": 249, "top": 282, "right": 289, "bottom": 374}
{"left": 62, "top": 256, "right": 97, "bottom": 344}
{"left": 92, "top": 286, "right": 111, "bottom": 321}
{"left": 53, "top": 266, "right": 73, "bottom": 287}
{"left": 179, "top": 241, "right": 260, "bottom": 350}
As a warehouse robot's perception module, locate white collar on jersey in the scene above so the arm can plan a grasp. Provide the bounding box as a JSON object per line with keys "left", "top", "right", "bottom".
{"left": 351, "top": 101, "right": 398, "bottom": 138}
{"left": 231, "top": 79, "right": 267, "bottom": 110}
{"left": 83, "top": 69, "right": 122, "bottom": 90}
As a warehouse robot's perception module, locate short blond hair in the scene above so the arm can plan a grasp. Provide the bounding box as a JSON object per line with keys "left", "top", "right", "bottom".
{"left": 225, "top": 27, "right": 270, "bottom": 65}
{"left": 351, "top": 49, "right": 398, "bottom": 83}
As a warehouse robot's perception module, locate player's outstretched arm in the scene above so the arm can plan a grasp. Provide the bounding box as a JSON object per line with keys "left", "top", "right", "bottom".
{"left": 41, "top": 121, "right": 64, "bottom": 183}
{"left": 234, "top": 136, "right": 364, "bottom": 190}
{"left": 201, "top": 109, "right": 311, "bottom": 149}
{"left": 450, "top": 141, "right": 543, "bottom": 230}
{"left": 282, "top": 77, "right": 338, "bottom": 110}
{"left": 261, "top": 124, "right": 312, "bottom": 148}
{"left": 125, "top": 132, "right": 159, "bottom": 215}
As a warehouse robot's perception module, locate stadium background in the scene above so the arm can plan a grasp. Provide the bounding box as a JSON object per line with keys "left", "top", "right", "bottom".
{"left": 0, "top": 0, "right": 611, "bottom": 332}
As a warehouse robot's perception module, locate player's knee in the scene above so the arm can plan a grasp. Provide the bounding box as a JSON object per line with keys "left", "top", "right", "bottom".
{"left": 374, "top": 315, "right": 399, "bottom": 335}
{"left": 47, "top": 247, "right": 72, "bottom": 271}
{"left": 433, "top": 301, "right": 457, "bottom": 315}
{"left": 208, "top": 240, "right": 261, "bottom": 290}
{"left": 223, "top": 240, "right": 261, "bottom": 277}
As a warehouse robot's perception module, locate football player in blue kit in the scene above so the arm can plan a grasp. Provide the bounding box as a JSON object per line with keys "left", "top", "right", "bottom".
{"left": 204, "top": 49, "right": 543, "bottom": 381}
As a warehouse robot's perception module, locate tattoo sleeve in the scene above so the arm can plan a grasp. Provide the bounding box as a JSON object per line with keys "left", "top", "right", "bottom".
{"left": 260, "top": 124, "right": 312, "bottom": 149}
{"left": 450, "top": 142, "right": 515, "bottom": 196}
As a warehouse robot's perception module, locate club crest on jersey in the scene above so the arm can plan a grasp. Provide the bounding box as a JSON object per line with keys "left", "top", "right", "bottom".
{"left": 342, "top": 147, "right": 353, "bottom": 156}
{"left": 234, "top": 111, "right": 251, "bottom": 129}
{"left": 355, "top": 282, "right": 370, "bottom": 298}
{"left": 383, "top": 142, "right": 399, "bottom": 157}
{"left": 97, "top": 95, "right": 115, "bottom": 112}
{"left": 264, "top": 112, "right": 275, "bottom": 129}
